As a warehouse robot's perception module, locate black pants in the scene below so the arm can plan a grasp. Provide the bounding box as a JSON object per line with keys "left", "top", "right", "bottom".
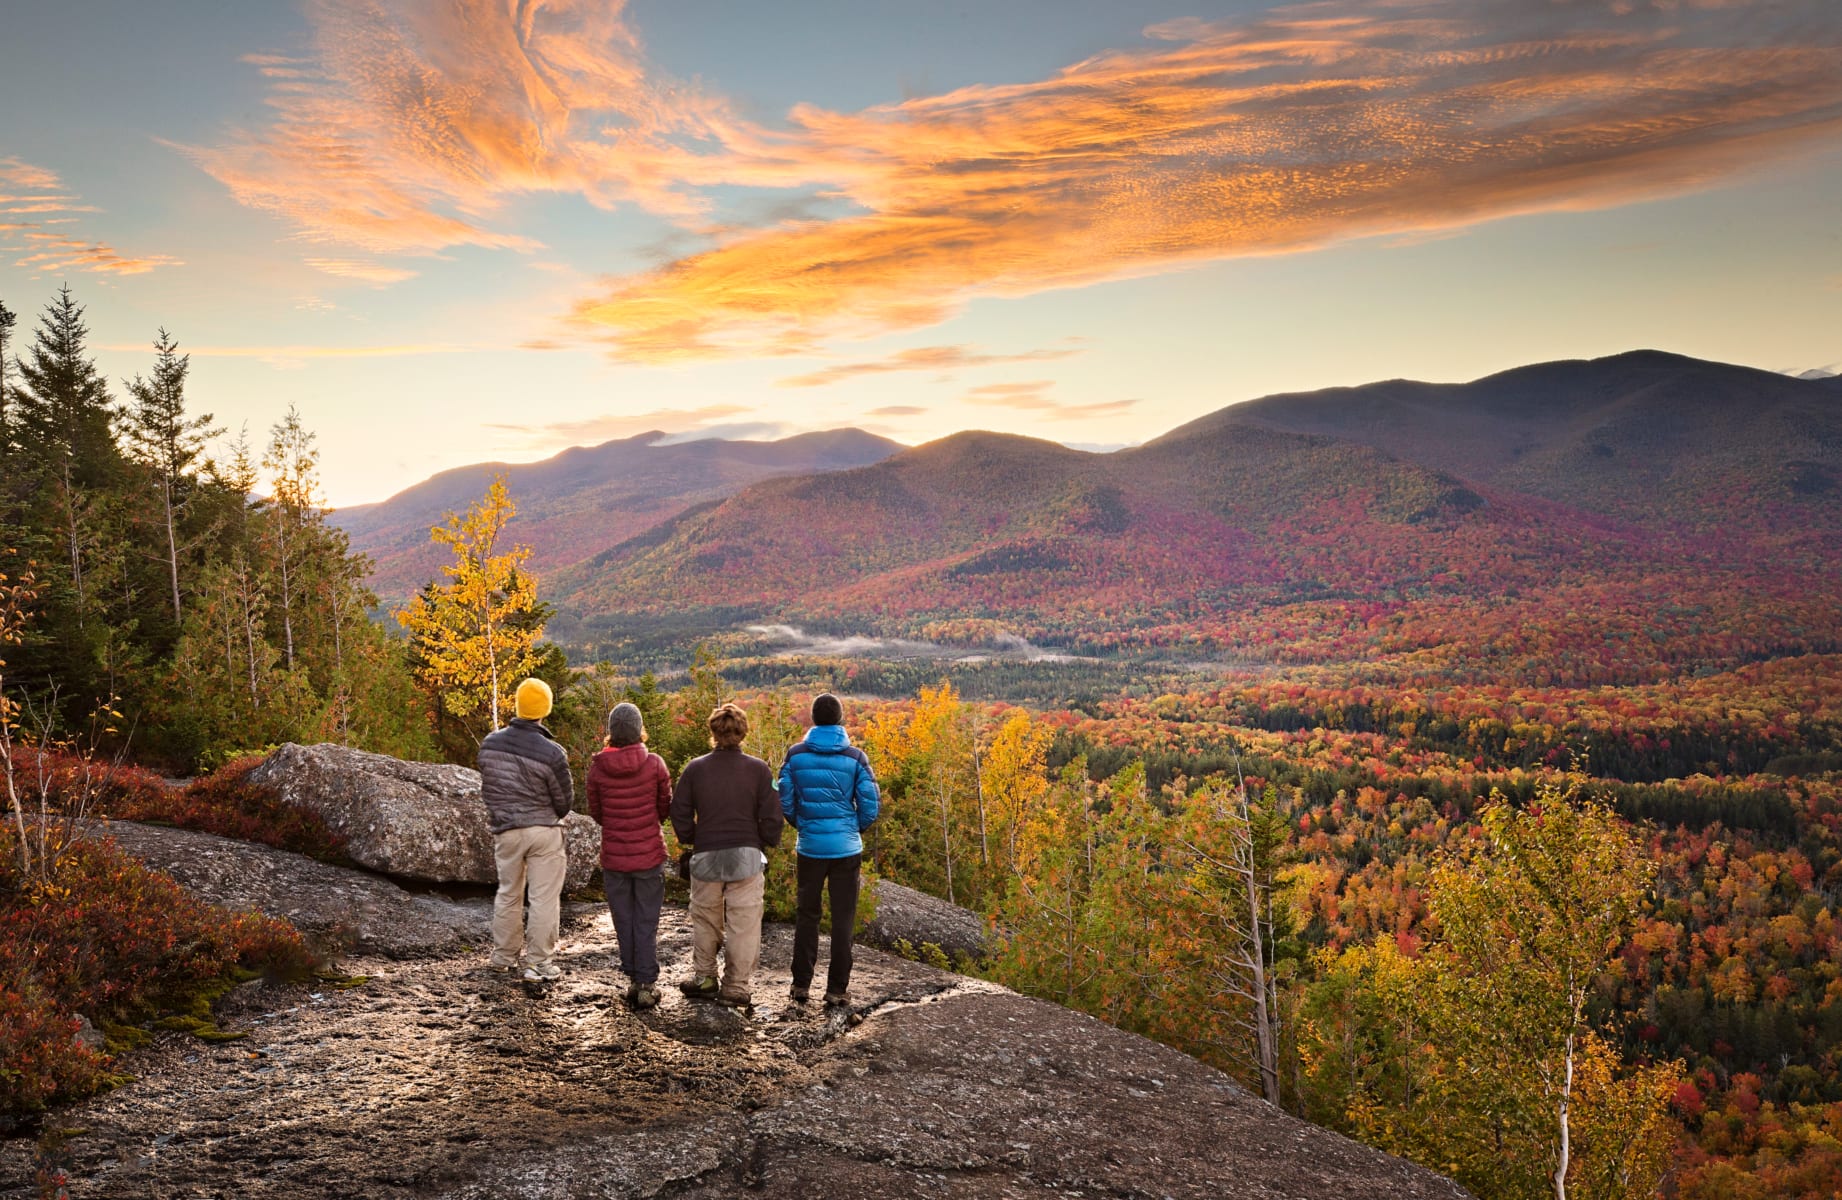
{"left": 792, "top": 853, "right": 861, "bottom": 995}
{"left": 603, "top": 866, "right": 665, "bottom": 985}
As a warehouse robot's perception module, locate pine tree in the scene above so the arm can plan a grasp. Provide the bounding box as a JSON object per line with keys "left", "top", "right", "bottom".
{"left": 123, "top": 329, "right": 220, "bottom": 626}
{"left": 13, "top": 287, "right": 119, "bottom": 592}
{"left": 8, "top": 286, "right": 126, "bottom": 711}
{"left": 262, "top": 406, "right": 318, "bottom": 671}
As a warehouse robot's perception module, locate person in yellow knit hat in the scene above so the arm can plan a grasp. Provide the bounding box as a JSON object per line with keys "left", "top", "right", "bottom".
{"left": 478, "top": 678, "right": 574, "bottom": 982}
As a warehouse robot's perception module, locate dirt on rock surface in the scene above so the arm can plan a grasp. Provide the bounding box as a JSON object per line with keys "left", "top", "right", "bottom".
{"left": 2, "top": 827, "right": 1472, "bottom": 1200}
{"left": 97, "top": 819, "right": 495, "bottom": 959}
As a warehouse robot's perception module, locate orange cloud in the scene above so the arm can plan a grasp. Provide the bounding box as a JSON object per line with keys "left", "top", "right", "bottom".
{"left": 777, "top": 343, "right": 1085, "bottom": 388}
{"left": 182, "top": 0, "right": 730, "bottom": 255}
{"left": 484, "top": 404, "right": 760, "bottom": 449}
{"left": 0, "top": 156, "right": 181, "bottom": 276}
{"left": 11, "top": 235, "right": 181, "bottom": 276}
{"left": 0, "top": 158, "right": 63, "bottom": 190}
{"left": 963, "top": 381, "right": 1140, "bottom": 421}
{"left": 187, "top": 0, "right": 1842, "bottom": 360}
{"left": 574, "top": 1, "right": 1842, "bottom": 359}
{"left": 305, "top": 257, "right": 420, "bottom": 285}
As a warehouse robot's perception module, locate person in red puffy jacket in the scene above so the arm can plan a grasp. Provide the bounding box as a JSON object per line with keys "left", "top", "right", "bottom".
{"left": 586, "top": 702, "right": 673, "bottom": 1008}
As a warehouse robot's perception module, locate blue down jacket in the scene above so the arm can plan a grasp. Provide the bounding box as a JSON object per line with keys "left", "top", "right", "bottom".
{"left": 778, "top": 724, "right": 881, "bottom": 859}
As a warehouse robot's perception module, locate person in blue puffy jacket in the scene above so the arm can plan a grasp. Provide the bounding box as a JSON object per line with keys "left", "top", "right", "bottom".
{"left": 778, "top": 692, "right": 880, "bottom": 1006}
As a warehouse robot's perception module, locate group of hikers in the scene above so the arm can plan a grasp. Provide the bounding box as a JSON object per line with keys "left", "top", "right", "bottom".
{"left": 474, "top": 677, "right": 880, "bottom": 1012}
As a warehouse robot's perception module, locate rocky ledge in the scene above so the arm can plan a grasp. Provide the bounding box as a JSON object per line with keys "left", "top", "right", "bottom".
{"left": 249, "top": 742, "right": 602, "bottom": 890}
{"left": 2, "top": 821, "right": 1471, "bottom": 1200}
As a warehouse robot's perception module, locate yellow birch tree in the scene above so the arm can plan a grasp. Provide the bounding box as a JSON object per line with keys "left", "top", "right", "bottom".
{"left": 397, "top": 476, "right": 547, "bottom": 740}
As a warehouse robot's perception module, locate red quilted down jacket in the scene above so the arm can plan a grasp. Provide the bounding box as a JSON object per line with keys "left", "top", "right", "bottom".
{"left": 586, "top": 744, "right": 672, "bottom": 872}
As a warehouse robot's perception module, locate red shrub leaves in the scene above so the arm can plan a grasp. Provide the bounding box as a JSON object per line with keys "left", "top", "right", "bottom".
{"left": 20, "top": 751, "right": 344, "bottom": 862}
{"left": 0, "top": 822, "right": 313, "bottom": 1120}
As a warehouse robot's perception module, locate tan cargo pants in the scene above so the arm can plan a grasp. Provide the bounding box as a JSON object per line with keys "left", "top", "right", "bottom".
{"left": 688, "top": 872, "right": 765, "bottom": 1002}
{"left": 491, "top": 824, "right": 567, "bottom": 969}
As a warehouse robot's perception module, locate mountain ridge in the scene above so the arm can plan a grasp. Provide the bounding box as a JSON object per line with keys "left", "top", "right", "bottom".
{"left": 335, "top": 428, "right": 904, "bottom": 599}
{"left": 548, "top": 351, "right": 1841, "bottom": 670}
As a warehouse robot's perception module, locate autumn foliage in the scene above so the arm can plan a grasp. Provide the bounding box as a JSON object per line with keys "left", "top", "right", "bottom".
{"left": 13, "top": 751, "right": 345, "bottom": 862}
{"left": 0, "top": 821, "right": 313, "bottom": 1120}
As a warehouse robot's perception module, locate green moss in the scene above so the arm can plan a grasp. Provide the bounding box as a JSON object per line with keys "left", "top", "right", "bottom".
{"left": 192, "top": 1028, "right": 249, "bottom": 1043}
{"left": 98, "top": 1022, "right": 151, "bottom": 1054}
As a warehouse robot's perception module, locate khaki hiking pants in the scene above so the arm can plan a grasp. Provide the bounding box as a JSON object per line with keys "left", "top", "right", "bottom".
{"left": 491, "top": 824, "right": 567, "bottom": 969}
{"left": 689, "top": 872, "right": 765, "bottom": 1002}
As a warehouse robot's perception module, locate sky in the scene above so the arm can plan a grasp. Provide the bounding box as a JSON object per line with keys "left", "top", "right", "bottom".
{"left": 2, "top": 0, "right": 1840, "bottom": 508}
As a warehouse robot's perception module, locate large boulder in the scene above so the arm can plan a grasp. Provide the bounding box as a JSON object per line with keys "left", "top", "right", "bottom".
{"left": 97, "top": 819, "right": 492, "bottom": 959}
{"left": 248, "top": 743, "right": 600, "bottom": 890}
{"left": 861, "top": 879, "right": 991, "bottom": 962}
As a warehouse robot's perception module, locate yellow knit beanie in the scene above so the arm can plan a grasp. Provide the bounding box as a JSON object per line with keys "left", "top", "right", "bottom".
{"left": 513, "top": 678, "right": 553, "bottom": 720}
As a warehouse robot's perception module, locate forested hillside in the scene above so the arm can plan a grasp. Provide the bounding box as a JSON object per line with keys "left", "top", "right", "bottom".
{"left": 560, "top": 353, "right": 1841, "bottom": 680}
{"left": 0, "top": 288, "right": 432, "bottom": 770}
{"left": 335, "top": 428, "right": 900, "bottom": 602}
{"left": 6, "top": 288, "right": 1840, "bottom": 1199}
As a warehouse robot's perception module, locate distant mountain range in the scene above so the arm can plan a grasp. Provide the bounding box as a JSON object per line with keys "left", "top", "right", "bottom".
{"left": 342, "top": 352, "right": 1842, "bottom": 672}
{"left": 335, "top": 428, "right": 901, "bottom": 599}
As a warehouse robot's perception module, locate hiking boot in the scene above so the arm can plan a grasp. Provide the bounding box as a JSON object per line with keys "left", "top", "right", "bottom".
{"left": 823, "top": 989, "right": 849, "bottom": 1007}
{"left": 788, "top": 984, "right": 810, "bottom": 1004}
{"left": 678, "top": 975, "right": 720, "bottom": 1000}
{"left": 623, "top": 983, "right": 640, "bottom": 1008}
{"left": 522, "top": 962, "right": 562, "bottom": 983}
{"left": 633, "top": 984, "right": 661, "bottom": 1010}
{"left": 716, "top": 991, "right": 755, "bottom": 1013}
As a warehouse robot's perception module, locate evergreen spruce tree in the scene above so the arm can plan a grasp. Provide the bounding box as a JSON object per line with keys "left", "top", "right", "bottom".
{"left": 9, "top": 286, "right": 127, "bottom": 712}
{"left": 262, "top": 406, "right": 318, "bottom": 672}
{"left": 124, "top": 329, "right": 220, "bottom": 628}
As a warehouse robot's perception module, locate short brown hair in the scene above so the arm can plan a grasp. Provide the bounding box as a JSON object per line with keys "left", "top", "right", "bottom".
{"left": 708, "top": 702, "right": 749, "bottom": 749}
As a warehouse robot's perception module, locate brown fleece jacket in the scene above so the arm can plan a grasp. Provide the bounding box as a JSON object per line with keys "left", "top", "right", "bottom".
{"left": 670, "top": 747, "right": 783, "bottom": 854}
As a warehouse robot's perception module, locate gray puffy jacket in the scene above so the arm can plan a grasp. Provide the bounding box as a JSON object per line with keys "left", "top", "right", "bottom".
{"left": 478, "top": 718, "right": 573, "bottom": 834}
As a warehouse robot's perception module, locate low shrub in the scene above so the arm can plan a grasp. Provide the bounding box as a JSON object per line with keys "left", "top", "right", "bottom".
{"left": 17, "top": 750, "right": 344, "bottom": 862}
{"left": 6, "top": 751, "right": 169, "bottom": 817}
{"left": 155, "top": 757, "right": 346, "bottom": 862}
{"left": 0, "top": 822, "right": 315, "bottom": 1121}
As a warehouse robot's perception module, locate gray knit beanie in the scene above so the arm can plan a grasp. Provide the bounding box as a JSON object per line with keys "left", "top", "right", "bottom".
{"left": 608, "top": 702, "right": 645, "bottom": 747}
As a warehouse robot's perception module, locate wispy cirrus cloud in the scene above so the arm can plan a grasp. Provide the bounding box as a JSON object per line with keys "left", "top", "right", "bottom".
{"left": 484, "top": 403, "right": 761, "bottom": 450}
{"left": 574, "top": 0, "right": 1842, "bottom": 359}
{"left": 964, "top": 381, "right": 1141, "bottom": 421}
{"left": 0, "top": 155, "right": 181, "bottom": 276}
{"left": 192, "top": 0, "right": 1842, "bottom": 361}
{"left": 179, "top": 0, "right": 730, "bottom": 258}
{"left": 777, "top": 343, "right": 1085, "bottom": 388}
{"left": 305, "top": 257, "right": 420, "bottom": 285}
{"left": 0, "top": 158, "right": 64, "bottom": 191}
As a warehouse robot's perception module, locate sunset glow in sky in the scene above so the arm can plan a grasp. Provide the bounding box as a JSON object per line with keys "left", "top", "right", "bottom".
{"left": 3, "top": 0, "right": 1840, "bottom": 506}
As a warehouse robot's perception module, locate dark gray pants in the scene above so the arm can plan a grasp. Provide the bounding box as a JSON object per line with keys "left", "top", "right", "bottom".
{"left": 602, "top": 865, "right": 665, "bottom": 985}
{"left": 793, "top": 853, "right": 861, "bottom": 995}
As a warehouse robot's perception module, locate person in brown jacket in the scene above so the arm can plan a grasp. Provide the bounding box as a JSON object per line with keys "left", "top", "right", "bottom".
{"left": 670, "top": 702, "right": 782, "bottom": 1010}
{"left": 586, "top": 702, "right": 673, "bottom": 1009}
